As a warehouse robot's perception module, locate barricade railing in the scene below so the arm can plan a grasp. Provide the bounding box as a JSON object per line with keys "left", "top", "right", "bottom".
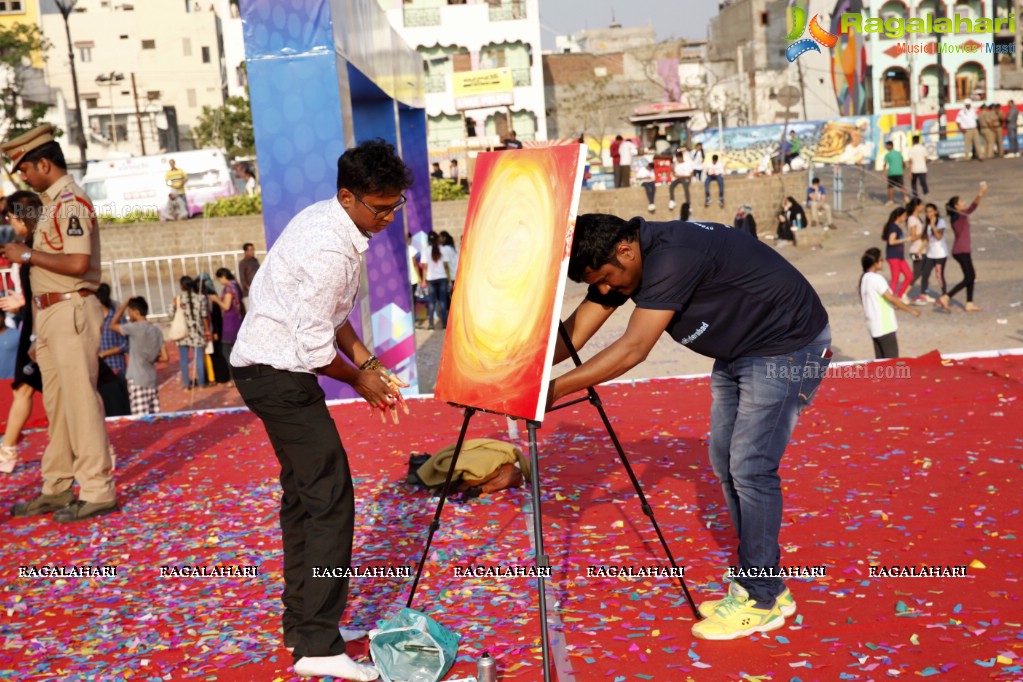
{"left": 101, "top": 250, "right": 264, "bottom": 321}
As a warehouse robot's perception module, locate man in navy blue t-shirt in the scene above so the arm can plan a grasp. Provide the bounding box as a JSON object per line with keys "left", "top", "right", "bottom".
{"left": 549, "top": 214, "right": 831, "bottom": 641}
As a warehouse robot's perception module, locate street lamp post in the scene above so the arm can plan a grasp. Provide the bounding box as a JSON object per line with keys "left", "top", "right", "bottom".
{"left": 54, "top": 0, "right": 87, "bottom": 167}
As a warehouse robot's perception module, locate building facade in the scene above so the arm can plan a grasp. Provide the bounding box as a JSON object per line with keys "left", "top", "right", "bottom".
{"left": 40, "top": 0, "right": 230, "bottom": 160}
{"left": 379, "top": 0, "right": 546, "bottom": 151}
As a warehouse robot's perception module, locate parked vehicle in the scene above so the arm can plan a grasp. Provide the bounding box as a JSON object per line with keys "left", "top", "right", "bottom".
{"left": 82, "top": 149, "right": 235, "bottom": 218}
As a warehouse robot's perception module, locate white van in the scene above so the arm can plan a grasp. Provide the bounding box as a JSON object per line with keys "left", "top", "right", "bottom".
{"left": 82, "top": 149, "right": 236, "bottom": 218}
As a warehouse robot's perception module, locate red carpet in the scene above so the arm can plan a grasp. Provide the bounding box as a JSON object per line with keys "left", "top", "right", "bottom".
{"left": 2, "top": 351, "right": 1021, "bottom": 680}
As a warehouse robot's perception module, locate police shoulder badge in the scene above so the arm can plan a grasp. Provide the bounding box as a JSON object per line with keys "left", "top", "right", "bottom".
{"left": 66, "top": 215, "right": 84, "bottom": 237}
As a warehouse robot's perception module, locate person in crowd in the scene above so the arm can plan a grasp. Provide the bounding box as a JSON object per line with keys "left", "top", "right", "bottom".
{"left": 407, "top": 231, "right": 423, "bottom": 305}
{"left": 0, "top": 191, "right": 43, "bottom": 474}
{"left": 109, "top": 296, "right": 167, "bottom": 416}
{"left": 691, "top": 142, "right": 705, "bottom": 181}
{"left": 610, "top": 134, "right": 623, "bottom": 188}
{"left": 439, "top": 230, "right": 459, "bottom": 295}
{"left": 200, "top": 272, "right": 230, "bottom": 383}
{"left": 785, "top": 130, "right": 802, "bottom": 166}
{"left": 940, "top": 183, "right": 987, "bottom": 312}
{"left": 679, "top": 202, "right": 691, "bottom": 222}
{"left": 907, "top": 134, "right": 929, "bottom": 199}
{"left": 230, "top": 139, "right": 412, "bottom": 681}
{"left": 981, "top": 103, "right": 1002, "bottom": 158}
{"left": 243, "top": 165, "right": 259, "bottom": 196}
{"left": 881, "top": 206, "right": 914, "bottom": 303}
{"left": 95, "top": 282, "right": 131, "bottom": 417}
{"left": 448, "top": 159, "right": 459, "bottom": 184}
{"left": 1006, "top": 99, "right": 1019, "bottom": 157}
{"left": 805, "top": 177, "right": 834, "bottom": 228}
{"left": 733, "top": 204, "right": 757, "bottom": 239}
{"left": 956, "top": 99, "right": 981, "bottom": 161}
{"left": 430, "top": 162, "right": 444, "bottom": 180}
{"left": 882, "top": 140, "right": 908, "bottom": 205}
{"left": 164, "top": 192, "right": 188, "bottom": 221}
{"left": 904, "top": 198, "right": 927, "bottom": 302}
{"left": 920, "top": 202, "right": 950, "bottom": 311}
{"left": 636, "top": 162, "right": 657, "bottom": 213}
{"left": 166, "top": 158, "right": 189, "bottom": 204}
{"left": 424, "top": 231, "right": 452, "bottom": 330}
{"left": 238, "top": 242, "right": 260, "bottom": 307}
{"left": 547, "top": 213, "right": 831, "bottom": 641}
{"left": 208, "top": 267, "right": 244, "bottom": 385}
{"left": 502, "top": 130, "right": 523, "bottom": 149}
{"left": 776, "top": 196, "right": 806, "bottom": 242}
{"left": 0, "top": 124, "right": 116, "bottom": 522}
{"left": 96, "top": 282, "right": 127, "bottom": 376}
{"left": 616, "top": 135, "right": 637, "bottom": 189}
{"left": 859, "top": 247, "right": 920, "bottom": 359}
{"left": 668, "top": 147, "right": 692, "bottom": 211}
{"left": 704, "top": 154, "right": 725, "bottom": 208}
{"left": 175, "top": 275, "right": 210, "bottom": 388}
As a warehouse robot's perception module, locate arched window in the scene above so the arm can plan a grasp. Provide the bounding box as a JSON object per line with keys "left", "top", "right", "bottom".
{"left": 955, "top": 61, "right": 986, "bottom": 101}
{"left": 919, "top": 64, "right": 950, "bottom": 105}
{"left": 882, "top": 67, "right": 911, "bottom": 108}
{"left": 878, "top": 0, "right": 908, "bottom": 22}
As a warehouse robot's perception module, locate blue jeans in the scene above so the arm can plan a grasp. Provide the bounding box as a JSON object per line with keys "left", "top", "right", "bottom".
{"left": 178, "top": 344, "right": 207, "bottom": 387}
{"left": 708, "top": 324, "right": 831, "bottom": 606}
{"left": 426, "top": 278, "right": 449, "bottom": 328}
{"left": 704, "top": 175, "right": 724, "bottom": 205}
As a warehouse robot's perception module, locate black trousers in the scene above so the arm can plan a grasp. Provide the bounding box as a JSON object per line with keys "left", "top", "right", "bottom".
{"left": 872, "top": 332, "right": 899, "bottom": 359}
{"left": 233, "top": 363, "right": 355, "bottom": 662}
{"left": 947, "top": 252, "right": 976, "bottom": 303}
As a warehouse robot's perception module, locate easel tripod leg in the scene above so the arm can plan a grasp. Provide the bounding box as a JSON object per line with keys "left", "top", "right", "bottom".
{"left": 407, "top": 406, "right": 477, "bottom": 609}
{"left": 527, "top": 420, "right": 553, "bottom": 682}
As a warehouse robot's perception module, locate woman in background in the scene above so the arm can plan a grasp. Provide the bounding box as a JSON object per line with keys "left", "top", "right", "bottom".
{"left": 881, "top": 206, "right": 914, "bottom": 302}
{"left": 920, "top": 203, "right": 950, "bottom": 311}
{"left": 175, "top": 276, "right": 210, "bottom": 388}
{"left": 208, "top": 267, "right": 244, "bottom": 385}
{"left": 424, "top": 232, "right": 451, "bottom": 331}
{"left": 0, "top": 192, "right": 43, "bottom": 473}
{"left": 940, "top": 183, "right": 987, "bottom": 312}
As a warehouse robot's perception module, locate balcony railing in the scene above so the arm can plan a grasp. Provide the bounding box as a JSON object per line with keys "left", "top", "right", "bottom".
{"left": 425, "top": 74, "right": 447, "bottom": 93}
{"left": 403, "top": 7, "right": 441, "bottom": 27}
{"left": 488, "top": 1, "right": 526, "bottom": 21}
{"left": 511, "top": 67, "right": 531, "bottom": 87}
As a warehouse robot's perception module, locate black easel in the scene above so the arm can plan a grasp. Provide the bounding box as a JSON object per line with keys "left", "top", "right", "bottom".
{"left": 407, "top": 321, "right": 701, "bottom": 682}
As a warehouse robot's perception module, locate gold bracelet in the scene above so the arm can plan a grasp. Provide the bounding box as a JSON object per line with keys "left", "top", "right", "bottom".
{"left": 360, "top": 355, "right": 383, "bottom": 371}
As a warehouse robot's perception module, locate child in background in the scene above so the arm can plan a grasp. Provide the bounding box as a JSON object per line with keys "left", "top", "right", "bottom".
{"left": 110, "top": 297, "right": 168, "bottom": 416}
{"left": 859, "top": 247, "right": 920, "bottom": 359}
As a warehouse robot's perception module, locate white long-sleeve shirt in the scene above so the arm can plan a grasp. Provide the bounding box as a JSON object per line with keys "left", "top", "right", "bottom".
{"left": 231, "top": 196, "right": 367, "bottom": 374}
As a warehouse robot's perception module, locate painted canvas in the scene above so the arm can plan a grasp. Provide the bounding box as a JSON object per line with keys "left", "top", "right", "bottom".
{"left": 434, "top": 145, "right": 587, "bottom": 422}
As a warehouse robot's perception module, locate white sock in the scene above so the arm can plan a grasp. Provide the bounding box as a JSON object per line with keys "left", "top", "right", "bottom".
{"left": 293, "top": 654, "right": 379, "bottom": 680}
{"left": 340, "top": 627, "right": 367, "bottom": 642}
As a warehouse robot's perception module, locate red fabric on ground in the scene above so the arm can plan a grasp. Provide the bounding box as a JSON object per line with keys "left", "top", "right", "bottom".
{"left": 1, "top": 353, "right": 1021, "bottom": 680}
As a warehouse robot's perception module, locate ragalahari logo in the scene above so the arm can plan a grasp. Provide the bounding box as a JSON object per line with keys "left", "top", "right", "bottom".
{"left": 786, "top": 6, "right": 839, "bottom": 62}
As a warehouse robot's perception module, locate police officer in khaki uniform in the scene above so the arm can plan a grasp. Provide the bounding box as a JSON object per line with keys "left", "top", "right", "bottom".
{"left": 1, "top": 124, "right": 117, "bottom": 522}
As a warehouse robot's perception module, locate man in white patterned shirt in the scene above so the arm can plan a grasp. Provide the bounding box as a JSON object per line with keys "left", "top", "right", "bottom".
{"left": 231, "top": 139, "right": 413, "bottom": 681}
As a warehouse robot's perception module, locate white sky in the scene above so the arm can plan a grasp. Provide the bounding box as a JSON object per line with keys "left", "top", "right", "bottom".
{"left": 537, "top": 0, "right": 720, "bottom": 50}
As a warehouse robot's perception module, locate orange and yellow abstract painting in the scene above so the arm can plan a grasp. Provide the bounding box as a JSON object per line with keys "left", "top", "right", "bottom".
{"left": 434, "top": 145, "right": 587, "bottom": 421}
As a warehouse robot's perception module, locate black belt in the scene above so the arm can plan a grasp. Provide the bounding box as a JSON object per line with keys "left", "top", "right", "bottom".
{"left": 232, "top": 363, "right": 284, "bottom": 379}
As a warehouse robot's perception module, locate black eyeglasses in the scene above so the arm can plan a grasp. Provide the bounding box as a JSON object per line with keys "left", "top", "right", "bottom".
{"left": 353, "top": 193, "right": 406, "bottom": 220}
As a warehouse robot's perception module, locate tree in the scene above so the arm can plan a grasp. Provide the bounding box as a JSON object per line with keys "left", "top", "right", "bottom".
{"left": 193, "top": 95, "right": 254, "bottom": 157}
{"left": 0, "top": 22, "right": 53, "bottom": 143}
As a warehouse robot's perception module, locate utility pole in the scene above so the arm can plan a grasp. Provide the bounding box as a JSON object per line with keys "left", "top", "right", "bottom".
{"left": 131, "top": 73, "right": 146, "bottom": 155}
{"left": 796, "top": 58, "right": 808, "bottom": 120}
{"left": 935, "top": 2, "right": 947, "bottom": 142}
{"left": 55, "top": 0, "right": 87, "bottom": 168}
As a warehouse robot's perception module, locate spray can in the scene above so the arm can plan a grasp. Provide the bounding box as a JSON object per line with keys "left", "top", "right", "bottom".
{"left": 476, "top": 650, "right": 497, "bottom": 682}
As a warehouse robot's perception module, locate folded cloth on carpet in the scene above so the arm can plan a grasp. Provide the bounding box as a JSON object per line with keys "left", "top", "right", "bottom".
{"left": 416, "top": 438, "right": 530, "bottom": 491}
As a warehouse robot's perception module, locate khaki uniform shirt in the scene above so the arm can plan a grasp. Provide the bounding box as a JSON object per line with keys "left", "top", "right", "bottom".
{"left": 32, "top": 174, "right": 102, "bottom": 295}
